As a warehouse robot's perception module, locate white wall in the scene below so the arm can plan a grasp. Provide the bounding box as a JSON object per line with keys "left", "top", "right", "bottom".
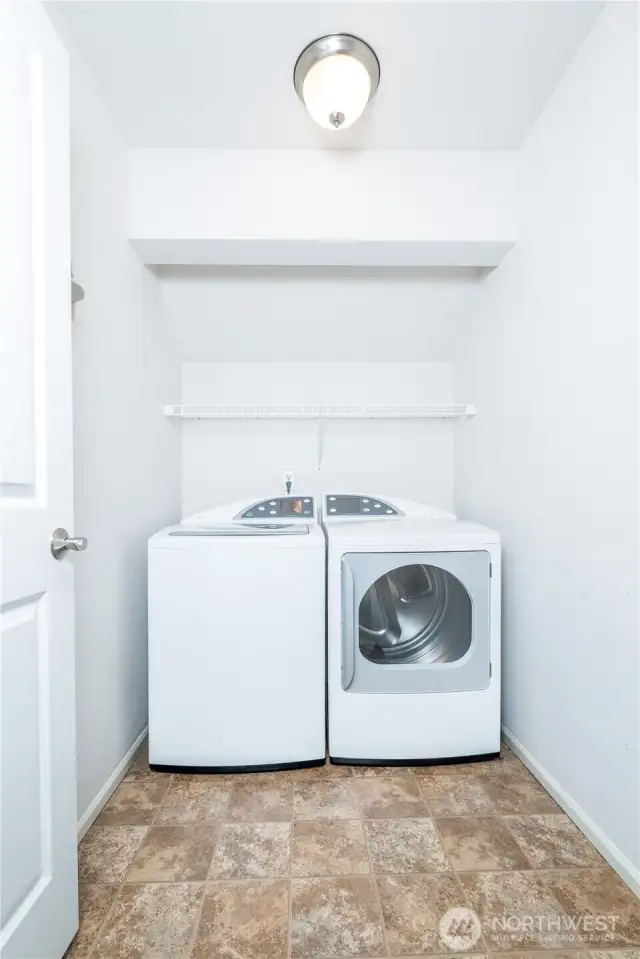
{"left": 70, "top": 62, "right": 181, "bottom": 825}
{"left": 163, "top": 267, "right": 480, "bottom": 518}
{"left": 159, "top": 266, "right": 480, "bottom": 361}
{"left": 456, "top": 3, "right": 639, "bottom": 886}
{"left": 181, "top": 362, "right": 458, "bottom": 516}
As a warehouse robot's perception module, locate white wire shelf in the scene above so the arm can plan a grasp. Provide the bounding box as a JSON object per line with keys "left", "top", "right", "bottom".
{"left": 163, "top": 404, "right": 476, "bottom": 420}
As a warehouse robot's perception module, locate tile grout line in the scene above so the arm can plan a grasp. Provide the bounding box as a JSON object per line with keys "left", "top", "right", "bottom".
{"left": 82, "top": 882, "right": 124, "bottom": 959}
{"left": 150, "top": 773, "right": 174, "bottom": 825}
{"left": 415, "top": 775, "right": 437, "bottom": 820}
{"left": 497, "top": 810, "right": 545, "bottom": 871}
{"left": 469, "top": 776, "right": 498, "bottom": 815}
{"left": 428, "top": 812, "right": 493, "bottom": 957}
{"left": 72, "top": 863, "right": 614, "bottom": 885}
{"left": 351, "top": 778, "right": 393, "bottom": 959}
{"left": 418, "top": 760, "right": 508, "bottom": 940}
{"left": 418, "top": 773, "right": 502, "bottom": 819}
{"left": 75, "top": 862, "right": 618, "bottom": 889}
{"left": 82, "top": 820, "right": 151, "bottom": 958}
{"left": 81, "top": 768, "right": 159, "bottom": 959}
{"left": 183, "top": 778, "right": 235, "bottom": 957}
{"left": 287, "top": 779, "right": 295, "bottom": 959}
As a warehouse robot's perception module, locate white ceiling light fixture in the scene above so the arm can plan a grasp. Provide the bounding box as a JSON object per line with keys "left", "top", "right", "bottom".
{"left": 294, "top": 34, "right": 380, "bottom": 131}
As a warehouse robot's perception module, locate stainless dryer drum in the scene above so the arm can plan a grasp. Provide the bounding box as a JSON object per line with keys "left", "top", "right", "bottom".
{"left": 359, "top": 563, "right": 472, "bottom": 664}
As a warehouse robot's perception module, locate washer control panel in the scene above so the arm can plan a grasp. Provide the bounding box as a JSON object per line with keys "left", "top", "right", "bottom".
{"left": 239, "top": 496, "right": 314, "bottom": 520}
{"left": 325, "top": 495, "right": 399, "bottom": 516}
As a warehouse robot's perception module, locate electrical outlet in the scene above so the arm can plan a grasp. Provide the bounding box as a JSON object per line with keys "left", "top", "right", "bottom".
{"left": 283, "top": 470, "right": 294, "bottom": 493}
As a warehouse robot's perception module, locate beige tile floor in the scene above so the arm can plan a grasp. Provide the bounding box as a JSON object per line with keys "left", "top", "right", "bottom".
{"left": 66, "top": 742, "right": 640, "bottom": 959}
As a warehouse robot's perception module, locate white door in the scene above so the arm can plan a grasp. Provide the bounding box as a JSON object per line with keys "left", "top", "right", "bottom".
{"left": 0, "top": 1, "right": 79, "bottom": 957}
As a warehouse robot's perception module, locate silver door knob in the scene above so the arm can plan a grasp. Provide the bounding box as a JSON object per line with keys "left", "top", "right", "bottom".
{"left": 51, "top": 528, "right": 88, "bottom": 561}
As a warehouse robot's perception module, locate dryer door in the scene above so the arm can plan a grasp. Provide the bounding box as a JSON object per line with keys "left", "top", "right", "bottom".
{"left": 341, "top": 551, "right": 491, "bottom": 693}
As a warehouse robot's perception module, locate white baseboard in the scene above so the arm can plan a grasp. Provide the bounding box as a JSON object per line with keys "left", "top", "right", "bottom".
{"left": 77, "top": 726, "right": 148, "bottom": 841}
{"left": 502, "top": 724, "right": 640, "bottom": 897}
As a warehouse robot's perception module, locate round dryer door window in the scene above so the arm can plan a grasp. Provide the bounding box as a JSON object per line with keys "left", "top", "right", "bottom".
{"left": 358, "top": 564, "right": 472, "bottom": 665}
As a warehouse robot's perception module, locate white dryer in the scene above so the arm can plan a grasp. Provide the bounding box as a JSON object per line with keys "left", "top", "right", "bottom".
{"left": 148, "top": 495, "right": 325, "bottom": 772}
{"left": 323, "top": 493, "right": 501, "bottom": 765}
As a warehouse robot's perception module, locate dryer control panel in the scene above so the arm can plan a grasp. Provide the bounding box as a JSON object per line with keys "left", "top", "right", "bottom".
{"left": 238, "top": 496, "right": 314, "bottom": 520}
{"left": 325, "top": 495, "right": 399, "bottom": 516}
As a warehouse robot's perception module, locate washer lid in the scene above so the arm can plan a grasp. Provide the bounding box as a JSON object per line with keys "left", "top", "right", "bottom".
{"left": 149, "top": 521, "right": 324, "bottom": 549}
{"left": 168, "top": 523, "right": 309, "bottom": 537}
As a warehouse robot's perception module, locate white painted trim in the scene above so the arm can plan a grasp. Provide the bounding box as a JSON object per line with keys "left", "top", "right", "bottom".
{"left": 76, "top": 726, "right": 148, "bottom": 841}
{"left": 131, "top": 238, "right": 514, "bottom": 268}
{"left": 129, "top": 150, "right": 516, "bottom": 269}
{"left": 502, "top": 725, "right": 640, "bottom": 896}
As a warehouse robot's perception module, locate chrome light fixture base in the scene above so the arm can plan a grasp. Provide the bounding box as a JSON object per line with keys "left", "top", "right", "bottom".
{"left": 294, "top": 34, "right": 380, "bottom": 129}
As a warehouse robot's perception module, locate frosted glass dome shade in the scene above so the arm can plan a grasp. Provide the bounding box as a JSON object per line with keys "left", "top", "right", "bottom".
{"left": 294, "top": 35, "right": 380, "bottom": 131}
{"left": 303, "top": 54, "right": 372, "bottom": 130}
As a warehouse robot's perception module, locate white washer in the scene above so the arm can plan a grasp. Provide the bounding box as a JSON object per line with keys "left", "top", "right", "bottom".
{"left": 323, "top": 493, "right": 501, "bottom": 764}
{"left": 148, "top": 495, "right": 325, "bottom": 772}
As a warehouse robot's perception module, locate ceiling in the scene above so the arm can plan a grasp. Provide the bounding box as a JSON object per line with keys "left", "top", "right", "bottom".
{"left": 46, "top": 0, "right": 603, "bottom": 150}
